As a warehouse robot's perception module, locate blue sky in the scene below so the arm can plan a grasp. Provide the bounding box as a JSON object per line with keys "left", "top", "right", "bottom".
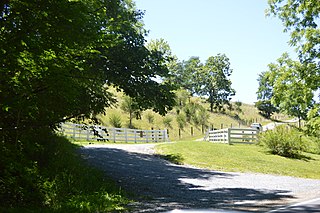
{"left": 135, "top": 0, "right": 297, "bottom": 104}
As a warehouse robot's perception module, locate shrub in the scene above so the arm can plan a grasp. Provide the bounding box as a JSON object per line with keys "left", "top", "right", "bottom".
{"left": 145, "top": 112, "right": 155, "bottom": 124}
{"left": 163, "top": 116, "right": 173, "bottom": 129}
{"left": 176, "top": 113, "right": 186, "bottom": 129}
{"left": 109, "top": 114, "right": 122, "bottom": 128}
{"left": 258, "top": 126, "right": 303, "bottom": 158}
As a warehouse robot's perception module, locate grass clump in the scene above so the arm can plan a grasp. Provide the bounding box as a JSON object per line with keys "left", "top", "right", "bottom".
{"left": 156, "top": 153, "right": 184, "bottom": 165}
{"left": 258, "top": 126, "right": 303, "bottom": 158}
{"left": 0, "top": 129, "right": 128, "bottom": 212}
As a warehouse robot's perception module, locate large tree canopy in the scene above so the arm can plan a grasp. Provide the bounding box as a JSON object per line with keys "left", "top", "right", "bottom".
{"left": 265, "top": 54, "right": 314, "bottom": 125}
{"left": 0, "top": 0, "right": 175, "bottom": 137}
{"left": 267, "top": 0, "right": 320, "bottom": 62}
{"left": 198, "top": 54, "right": 235, "bottom": 112}
{"left": 265, "top": 0, "right": 320, "bottom": 131}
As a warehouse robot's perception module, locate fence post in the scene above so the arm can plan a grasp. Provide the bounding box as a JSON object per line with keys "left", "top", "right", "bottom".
{"left": 73, "top": 124, "right": 76, "bottom": 139}
{"left": 113, "top": 128, "right": 116, "bottom": 143}
{"left": 86, "top": 128, "right": 89, "bottom": 141}
{"left": 228, "top": 128, "right": 231, "bottom": 144}
{"left": 125, "top": 128, "right": 128, "bottom": 143}
{"left": 134, "top": 129, "right": 137, "bottom": 143}
{"left": 191, "top": 126, "right": 193, "bottom": 136}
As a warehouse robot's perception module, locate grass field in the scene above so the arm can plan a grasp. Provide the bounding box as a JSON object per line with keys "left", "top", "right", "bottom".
{"left": 156, "top": 141, "right": 320, "bottom": 179}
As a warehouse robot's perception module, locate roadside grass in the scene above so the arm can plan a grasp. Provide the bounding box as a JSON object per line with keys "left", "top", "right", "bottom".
{"left": 156, "top": 141, "right": 320, "bottom": 179}
{"left": 1, "top": 134, "right": 129, "bottom": 212}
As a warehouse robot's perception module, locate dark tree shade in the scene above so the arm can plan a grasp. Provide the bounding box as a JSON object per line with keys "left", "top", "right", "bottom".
{"left": 0, "top": 0, "right": 175, "bottom": 137}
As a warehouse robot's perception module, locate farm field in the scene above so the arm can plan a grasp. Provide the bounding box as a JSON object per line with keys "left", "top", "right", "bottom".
{"left": 156, "top": 141, "right": 320, "bottom": 179}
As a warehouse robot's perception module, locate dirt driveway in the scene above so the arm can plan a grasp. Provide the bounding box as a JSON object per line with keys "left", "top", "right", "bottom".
{"left": 79, "top": 144, "right": 320, "bottom": 212}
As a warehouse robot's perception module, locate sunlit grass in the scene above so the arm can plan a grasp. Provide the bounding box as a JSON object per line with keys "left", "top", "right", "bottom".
{"left": 156, "top": 141, "right": 320, "bottom": 179}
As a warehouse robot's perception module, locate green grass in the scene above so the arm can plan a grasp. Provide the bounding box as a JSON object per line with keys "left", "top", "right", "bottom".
{"left": 1, "top": 133, "right": 129, "bottom": 212}
{"left": 156, "top": 141, "right": 320, "bottom": 179}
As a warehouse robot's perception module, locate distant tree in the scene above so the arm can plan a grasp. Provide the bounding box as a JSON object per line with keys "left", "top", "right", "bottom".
{"left": 255, "top": 100, "right": 278, "bottom": 119}
{"left": 175, "top": 89, "right": 190, "bottom": 107}
{"left": 163, "top": 116, "right": 173, "bottom": 129}
{"left": 256, "top": 71, "right": 279, "bottom": 118}
{"left": 169, "top": 56, "right": 203, "bottom": 94}
{"left": 197, "top": 54, "right": 235, "bottom": 112}
{"left": 234, "top": 101, "right": 243, "bottom": 114}
{"left": 196, "top": 106, "right": 209, "bottom": 133}
{"left": 145, "top": 112, "right": 155, "bottom": 124}
{"left": 176, "top": 113, "right": 186, "bottom": 129}
{"left": 121, "top": 96, "right": 142, "bottom": 128}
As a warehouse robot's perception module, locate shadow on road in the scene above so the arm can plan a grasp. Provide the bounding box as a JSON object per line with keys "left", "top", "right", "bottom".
{"left": 79, "top": 147, "right": 295, "bottom": 212}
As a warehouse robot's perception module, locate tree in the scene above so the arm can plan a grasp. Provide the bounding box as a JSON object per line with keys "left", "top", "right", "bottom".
{"left": 0, "top": 0, "right": 176, "bottom": 141}
{"left": 267, "top": 0, "right": 320, "bottom": 131}
{"left": 169, "top": 56, "right": 203, "bottom": 95}
{"left": 267, "top": 0, "right": 320, "bottom": 64}
{"left": 234, "top": 101, "right": 243, "bottom": 114}
{"left": 260, "top": 54, "right": 314, "bottom": 127}
{"left": 121, "top": 96, "right": 142, "bottom": 128}
{"left": 256, "top": 71, "right": 279, "bottom": 118}
{"left": 198, "top": 54, "right": 235, "bottom": 112}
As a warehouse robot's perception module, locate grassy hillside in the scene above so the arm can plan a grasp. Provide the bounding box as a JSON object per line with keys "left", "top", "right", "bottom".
{"left": 97, "top": 88, "right": 290, "bottom": 141}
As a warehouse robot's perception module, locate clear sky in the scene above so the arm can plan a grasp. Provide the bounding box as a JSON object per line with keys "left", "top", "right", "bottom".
{"left": 134, "top": 0, "right": 297, "bottom": 104}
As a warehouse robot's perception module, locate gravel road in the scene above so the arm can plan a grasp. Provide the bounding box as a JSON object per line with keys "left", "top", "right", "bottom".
{"left": 79, "top": 143, "right": 320, "bottom": 212}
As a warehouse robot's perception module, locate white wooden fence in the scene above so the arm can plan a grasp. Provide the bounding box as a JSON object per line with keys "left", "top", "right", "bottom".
{"left": 59, "top": 122, "right": 169, "bottom": 143}
{"left": 204, "top": 128, "right": 259, "bottom": 144}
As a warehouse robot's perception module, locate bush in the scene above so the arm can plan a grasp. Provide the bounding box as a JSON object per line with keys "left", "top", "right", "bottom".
{"left": 258, "top": 126, "right": 303, "bottom": 158}
{"left": 109, "top": 114, "right": 122, "bottom": 128}
{"left": 163, "top": 116, "right": 173, "bottom": 129}
{"left": 145, "top": 112, "right": 155, "bottom": 124}
{"left": 176, "top": 113, "right": 186, "bottom": 130}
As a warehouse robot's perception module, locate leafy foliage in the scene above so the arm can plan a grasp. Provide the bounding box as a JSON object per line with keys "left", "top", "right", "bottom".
{"left": 197, "top": 54, "right": 235, "bottom": 112}
{"left": 145, "top": 112, "right": 155, "bottom": 124}
{"left": 0, "top": 0, "right": 175, "bottom": 140}
{"left": 0, "top": 130, "right": 128, "bottom": 211}
{"left": 176, "top": 113, "right": 187, "bottom": 129}
{"left": 257, "top": 54, "right": 315, "bottom": 127}
{"left": 0, "top": 0, "right": 176, "bottom": 209}
{"left": 266, "top": 0, "right": 320, "bottom": 132}
{"left": 109, "top": 114, "right": 122, "bottom": 128}
{"left": 121, "top": 96, "right": 142, "bottom": 128}
{"left": 258, "top": 126, "right": 303, "bottom": 158}
{"left": 255, "top": 100, "right": 278, "bottom": 119}
{"left": 170, "top": 54, "right": 235, "bottom": 112}
{"left": 256, "top": 71, "right": 279, "bottom": 118}
{"left": 163, "top": 116, "right": 173, "bottom": 129}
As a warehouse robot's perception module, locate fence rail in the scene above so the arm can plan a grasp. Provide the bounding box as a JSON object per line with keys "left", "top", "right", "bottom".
{"left": 59, "top": 122, "right": 169, "bottom": 143}
{"left": 204, "top": 128, "right": 259, "bottom": 144}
